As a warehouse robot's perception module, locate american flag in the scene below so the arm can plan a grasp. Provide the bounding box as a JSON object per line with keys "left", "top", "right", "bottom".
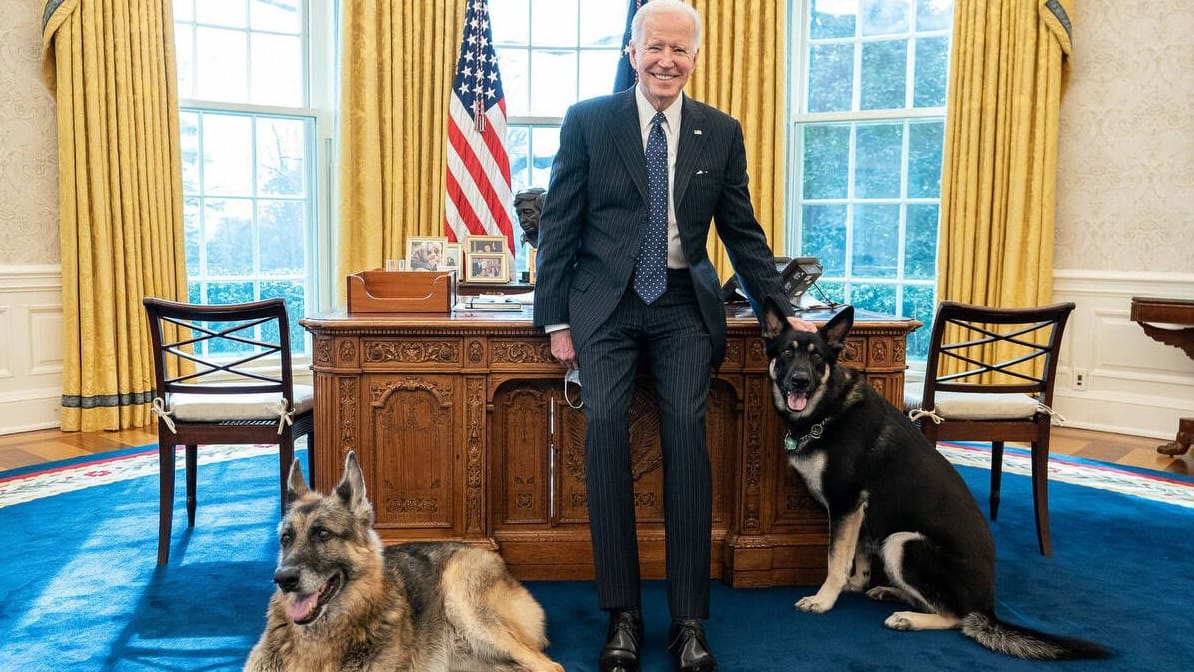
{"left": 445, "top": 0, "right": 515, "bottom": 253}
{"left": 614, "top": 0, "right": 645, "bottom": 92}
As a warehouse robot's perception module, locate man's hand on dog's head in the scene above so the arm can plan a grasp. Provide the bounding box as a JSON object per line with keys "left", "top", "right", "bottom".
{"left": 787, "top": 316, "right": 816, "bottom": 333}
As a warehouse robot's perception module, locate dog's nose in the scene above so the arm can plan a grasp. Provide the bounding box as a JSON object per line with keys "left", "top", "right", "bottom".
{"left": 274, "top": 565, "right": 301, "bottom": 592}
{"left": 787, "top": 372, "right": 810, "bottom": 391}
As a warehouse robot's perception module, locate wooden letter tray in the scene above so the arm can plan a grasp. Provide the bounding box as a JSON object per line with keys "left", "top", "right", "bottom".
{"left": 347, "top": 269, "right": 457, "bottom": 314}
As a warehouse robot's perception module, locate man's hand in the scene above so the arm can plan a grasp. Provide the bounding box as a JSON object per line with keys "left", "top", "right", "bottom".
{"left": 787, "top": 316, "right": 816, "bottom": 333}
{"left": 550, "top": 329, "right": 577, "bottom": 369}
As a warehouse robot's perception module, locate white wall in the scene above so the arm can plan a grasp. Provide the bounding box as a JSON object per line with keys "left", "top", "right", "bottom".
{"left": 0, "top": 267, "right": 64, "bottom": 433}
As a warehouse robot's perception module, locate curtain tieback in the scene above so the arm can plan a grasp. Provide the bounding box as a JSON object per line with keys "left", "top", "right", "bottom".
{"left": 275, "top": 398, "right": 295, "bottom": 435}
{"left": 151, "top": 397, "right": 176, "bottom": 433}
{"left": 908, "top": 408, "right": 944, "bottom": 424}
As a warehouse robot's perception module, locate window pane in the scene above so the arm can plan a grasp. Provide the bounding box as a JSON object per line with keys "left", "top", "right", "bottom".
{"left": 175, "top": 24, "right": 194, "bottom": 98}
{"left": 261, "top": 279, "right": 306, "bottom": 350}
{"left": 492, "top": 0, "right": 530, "bottom": 44}
{"left": 861, "top": 0, "right": 911, "bottom": 36}
{"left": 195, "top": 27, "right": 248, "bottom": 102}
{"left": 202, "top": 114, "right": 254, "bottom": 196}
{"left": 917, "top": 0, "right": 952, "bottom": 31}
{"left": 205, "top": 281, "right": 255, "bottom": 309}
{"left": 905, "top": 204, "right": 938, "bottom": 279}
{"left": 531, "top": 126, "right": 559, "bottom": 189}
{"left": 258, "top": 200, "right": 306, "bottom": 275}
{"left": 250, "top": 33, "right": 303, "bottom": 106}
{"left": 815, "top": 280, "right": 846, "bottom": 304}
{"left": 854, "top": 123, "right": 902, "bottom": 198}
{"left": 529, "top": 50, "right": 578, "bottom": 116}
{"left": 250, "top": 0, "right": 300, "bottom": 33}
{"left": 204, "top": 198, "right": 254, "bottom": 275}
{"left": 531, "top": 0, "right": 578, "bottom": 48}
{"left": 913, "top": 36, "right": 949, "bottom": 107}
{"left": 174, "top": 0, "right": 194, "bottom": 22}
{"left": 256, "top": 118, "right": 305, "bottom": 196}
{"left": 801, "top": 204, "right": 848, "bottom": 275}
{"left": 907, "top": 121, "right": 943, "bottom": 197}
{"left": 506, "top": 126, "right": 531, "bottom": 192}
{"left": 901, "top": 283, "right": 936, "bottom": 358}
{"left": 860, "top": 39, "right": 906, "bottom": 110}
{"left": 810, "top": 0, "right": 858, "bottom": 39}
{"left": 579, "top": 0, "right": 624, "bottom": 47}
{"left": 851, "top": 203, "right": 899, "bottom": 278}
{"left": 579, "top": 49, "right": 621, "bottom": 101}
{"left": 196, "top": 0, "right": 247, "bottom": 29}
{"left": 180, "top": 112, "right": 200, "bottom": 192}
{"left": 849, "top": 282, "right": 897, "bottom": 316}
{"left": 803, "top": 124, "right": 851, "bottom": 199}
{"left": 807, "top": 43, "right": 854, "bottom": 113}
{"left": 496, "top": 48, "right": 530, "bottom": 116}
{"left": 184, "top": 197, "right": 201, "bottom": 272}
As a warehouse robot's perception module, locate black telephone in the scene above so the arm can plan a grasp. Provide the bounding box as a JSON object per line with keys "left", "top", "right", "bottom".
{"left": 722, "top": 256, "right": 822, "bottom": 304}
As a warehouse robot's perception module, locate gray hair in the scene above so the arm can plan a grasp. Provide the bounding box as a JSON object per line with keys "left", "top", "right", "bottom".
{"left": 630, "top": 0, "right": 703, "bottom": 52}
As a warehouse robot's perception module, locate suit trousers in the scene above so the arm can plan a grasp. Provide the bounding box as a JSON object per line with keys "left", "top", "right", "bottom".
{"left": 576, "top": 269, "right": 714, "bottom": 619}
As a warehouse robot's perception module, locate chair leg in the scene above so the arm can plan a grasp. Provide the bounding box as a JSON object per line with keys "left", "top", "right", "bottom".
{"left": 1031, "top": 428, "right": 1053, "bottom": 557}
{"left": 279, "top": 433, "right": 295, "bottom": 516}
{"left": 185, "top": 445, "right": 198, "bottom": 527}
{"left": 157, "top": 440, "right": 175, "bottom": 566}
{"left": 989, "top": 441, "right": 1004, "bottom": 521}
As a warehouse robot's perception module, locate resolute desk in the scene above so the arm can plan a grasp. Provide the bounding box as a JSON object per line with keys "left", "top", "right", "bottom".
{"left": 301, "top": 305, "right": 920, "bottom": 587}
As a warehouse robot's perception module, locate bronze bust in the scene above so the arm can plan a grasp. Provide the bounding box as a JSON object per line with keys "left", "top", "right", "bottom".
{"left": 513, "top": 187, "right": 546, "bottom": 247}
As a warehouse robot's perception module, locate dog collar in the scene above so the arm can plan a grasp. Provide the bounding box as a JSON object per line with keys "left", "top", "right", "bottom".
{"left": 785, "top": 420, "right": 826, "bottom": 453}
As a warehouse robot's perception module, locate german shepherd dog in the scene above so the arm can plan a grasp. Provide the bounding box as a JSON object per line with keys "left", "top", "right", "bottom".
{"left": 760, "top": 302, "right": 1110, "bottom": 661}
{"left": 244, "top": 452, "right": 564, "bottom": 672}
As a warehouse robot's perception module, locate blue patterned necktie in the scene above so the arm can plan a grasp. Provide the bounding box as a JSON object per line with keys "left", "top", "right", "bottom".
{"left": 634, "top": 112, "right": 668, "bottom": 304}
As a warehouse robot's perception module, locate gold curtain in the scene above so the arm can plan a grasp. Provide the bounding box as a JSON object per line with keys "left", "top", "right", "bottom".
{"left": 937, "top": 0, "right": 1073, "bottom": 308}
{"left": 41, "top": 0, "right": 188, "bottom": 431}
{"left": 337, "top": 0, "right": 462, "bottom": 298}
{"left": 688, "top": 0, "right": 788, "bottom": 279}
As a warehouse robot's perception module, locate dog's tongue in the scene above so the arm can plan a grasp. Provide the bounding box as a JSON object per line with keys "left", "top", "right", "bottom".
{"left": 286, "top": 592, "right": 319, "bottom": 622}
{"left": 787, "top": 391, "right": 808, "bottom": 412}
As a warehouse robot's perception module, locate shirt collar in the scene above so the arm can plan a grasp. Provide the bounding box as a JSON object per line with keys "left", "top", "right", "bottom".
{"left": 634, "top": 87, "right": 682, "bottom": 134}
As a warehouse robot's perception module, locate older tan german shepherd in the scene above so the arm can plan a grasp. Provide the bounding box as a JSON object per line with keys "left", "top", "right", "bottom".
{"left": 244, "top": 452, "right": 564, "bottom": 672}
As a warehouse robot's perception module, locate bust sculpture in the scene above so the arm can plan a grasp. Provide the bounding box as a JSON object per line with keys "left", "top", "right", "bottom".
{"left": 513, "top": 187, "right": 546, "bottom": 248}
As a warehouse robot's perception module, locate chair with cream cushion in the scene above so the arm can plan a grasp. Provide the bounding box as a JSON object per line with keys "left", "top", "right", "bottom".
{"left": 143, "top": 297, "right": 315, "bottom": 564}
{"left": 904, "top": 300, "right": 1075, "bottom": 556}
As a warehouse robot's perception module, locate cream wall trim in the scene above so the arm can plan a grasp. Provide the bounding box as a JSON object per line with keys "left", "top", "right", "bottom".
{"left": 1053, "top": 270, "right": 1194, "bottom": 439}
{"left": 0, "top": 265, "right": 64, "bottom": 434}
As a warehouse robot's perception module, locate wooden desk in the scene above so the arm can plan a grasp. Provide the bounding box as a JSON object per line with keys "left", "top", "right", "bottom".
{"left": 301, "top": 305, "right": 920, "bottom": 587}
{"left": 1130, "top": 296, "right": 1194, "bottom": 455}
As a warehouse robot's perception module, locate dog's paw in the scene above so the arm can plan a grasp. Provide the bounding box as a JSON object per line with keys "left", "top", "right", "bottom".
{"left": 793, "top": 595, "right": 834, "bottom": 613}
{"left": 846, "top": 572, "right": 871, "bottom": 592}
{"left": 865, "top": 586, "right": 906, "bottom": 603}
{"left": 884, "top": 612, "right": 915, "bottom": 631}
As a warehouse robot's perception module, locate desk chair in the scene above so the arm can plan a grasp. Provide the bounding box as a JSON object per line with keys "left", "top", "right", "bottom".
{"left": 143, "top": 297, "right": 314, "bottom": 564}
{"left": 904, "top": 301, "right": 1075, "bottom": 556}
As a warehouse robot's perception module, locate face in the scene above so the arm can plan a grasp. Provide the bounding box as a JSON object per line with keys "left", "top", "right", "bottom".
{"left": 629, "top": 9, "right": 699, "bottom": 111}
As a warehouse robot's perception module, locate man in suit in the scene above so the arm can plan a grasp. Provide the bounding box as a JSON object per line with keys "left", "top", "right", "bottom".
{"left": 533, "top": 2, "right": 811, "bottom": 670}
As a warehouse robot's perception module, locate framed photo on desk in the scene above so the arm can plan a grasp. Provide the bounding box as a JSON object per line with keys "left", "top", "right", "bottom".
{"left": 466, "top": 253, "right": 509, "bottom": 283}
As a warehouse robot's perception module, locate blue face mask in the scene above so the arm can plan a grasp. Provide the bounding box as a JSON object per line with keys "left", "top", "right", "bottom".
{"left": 564, "top": 368, "right": 583, "bottom": 409}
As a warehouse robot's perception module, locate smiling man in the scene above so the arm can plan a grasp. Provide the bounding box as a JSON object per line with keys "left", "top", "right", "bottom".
{"left": 532, "top": 2, "right": 810, "bottom": 670}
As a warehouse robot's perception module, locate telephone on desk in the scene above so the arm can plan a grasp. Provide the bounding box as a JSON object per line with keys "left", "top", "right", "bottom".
{"left": 723, "top": 256, "right": 823, "bottom": 308}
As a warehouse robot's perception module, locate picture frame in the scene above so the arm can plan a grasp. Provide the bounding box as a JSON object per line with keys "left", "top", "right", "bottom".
{"left": 465, "top": 252, "right": 509, "bottom": 283}
{"left": 406, "top": 236, "right": 449, "bottom": 271}
{"left": 464, "top": 235, "right": 507, "bottom": 256}
{"left": 441, "top": 242, "right": 462, "bottom": 271}
{"left": 527, "top": 247, "right": 537, "bottom": 285}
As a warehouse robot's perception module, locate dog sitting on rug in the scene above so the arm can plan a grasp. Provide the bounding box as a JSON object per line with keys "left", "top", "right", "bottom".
{"left": 244, "top": 451, "right": 564, "bottom": 672}
{"left": 760, "top": 301, "right": 1110, "bottom": 661}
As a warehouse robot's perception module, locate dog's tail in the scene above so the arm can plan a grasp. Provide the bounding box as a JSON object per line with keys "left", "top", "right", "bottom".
{"left": 961, "top": 611, "right": 1111, "bottom": 660}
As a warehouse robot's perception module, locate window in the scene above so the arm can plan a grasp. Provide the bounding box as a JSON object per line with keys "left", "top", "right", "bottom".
{"left": 489, "top": 0, "right": 627, "bottom": 271}
{"left": 173, "top": 0, "right": 337, "bottom": 353}
{"left": 788, "top": 0, "right": 953, "bottom": 359}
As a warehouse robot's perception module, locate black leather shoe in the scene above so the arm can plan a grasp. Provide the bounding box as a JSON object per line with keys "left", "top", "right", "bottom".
{"left": 599, "top": 608, "right": 643, "bottom": 672}
{"left": 668, "top": 618, "right": 718, "bottom": 672}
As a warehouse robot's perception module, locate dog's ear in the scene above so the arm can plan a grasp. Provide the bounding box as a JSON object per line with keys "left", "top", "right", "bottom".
{"left": 335, "top": 451, "right": 374, "bottom": 522}
{"left": 286, "top": 458, "right": 309, "bottom": 502}
{"left": 760, "top": 297, "right": 789, "bottom": 341}
{"left": 821, "top": 305, "right": 854, "bottom": 355}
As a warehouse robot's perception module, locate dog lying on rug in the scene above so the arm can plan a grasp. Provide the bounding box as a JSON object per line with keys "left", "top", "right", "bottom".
{"left": 244, "top": 451, "right": 564, "bottom": 672}
{"left": 760, "top": 302, "right": 1110, "bottom": 661}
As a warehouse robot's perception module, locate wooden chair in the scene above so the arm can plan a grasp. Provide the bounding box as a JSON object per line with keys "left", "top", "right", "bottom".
{"left": 904, "top": 301, "right": 1075, "bottom": 556}
{"left": 143, "top": 297, "right": 315, "bottom": 564}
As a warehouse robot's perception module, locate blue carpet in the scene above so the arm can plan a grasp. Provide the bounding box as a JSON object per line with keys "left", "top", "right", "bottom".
{"left": 1, "top": 448, "right": 1191, "bottom": 671}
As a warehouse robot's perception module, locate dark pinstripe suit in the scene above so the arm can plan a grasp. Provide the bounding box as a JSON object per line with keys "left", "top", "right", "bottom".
{"left": 533, "top": 88, "right": 793, "bottom": 618}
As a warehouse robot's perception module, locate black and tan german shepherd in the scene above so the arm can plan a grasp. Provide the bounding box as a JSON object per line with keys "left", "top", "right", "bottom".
{"left": 760, "top": 301, "right": 1109, "bottom": 661}
{"left": 244, "top": 452, "right": 564, "bottom": 672}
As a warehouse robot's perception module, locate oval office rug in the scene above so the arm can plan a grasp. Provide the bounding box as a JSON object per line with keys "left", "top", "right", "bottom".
{"left": 1, "top": 442, "right": 1191, "bottom": 671}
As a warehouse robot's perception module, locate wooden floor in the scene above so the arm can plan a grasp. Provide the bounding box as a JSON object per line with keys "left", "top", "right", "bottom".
{"left": 1, "top": 424, "right": 1191, "bottom": 476}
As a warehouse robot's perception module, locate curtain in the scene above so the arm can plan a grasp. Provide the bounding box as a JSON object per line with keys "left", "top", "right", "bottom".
{"left": 337, "top": 0, "right": 461, "bottom": 299}
{"left": 937, "top": 0, "right": 1073, "bottom": 308}
{"left": 41, "top": 0, "right": 188, "bottom": 432}
{"left": 688, "top": 0, "right": 788, "bottom": 279}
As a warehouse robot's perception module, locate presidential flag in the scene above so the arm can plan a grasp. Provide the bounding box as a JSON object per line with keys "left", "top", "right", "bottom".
{"left": 445, "top": 0, "right": 515, "bottom": 253}
{"left": 614, "top": 0, "right": 646, "bottom": 92}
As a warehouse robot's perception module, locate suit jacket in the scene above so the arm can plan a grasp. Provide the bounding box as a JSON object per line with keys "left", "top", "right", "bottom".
{"left": 533, "top": 88, "right": 793, "bottom": 366}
